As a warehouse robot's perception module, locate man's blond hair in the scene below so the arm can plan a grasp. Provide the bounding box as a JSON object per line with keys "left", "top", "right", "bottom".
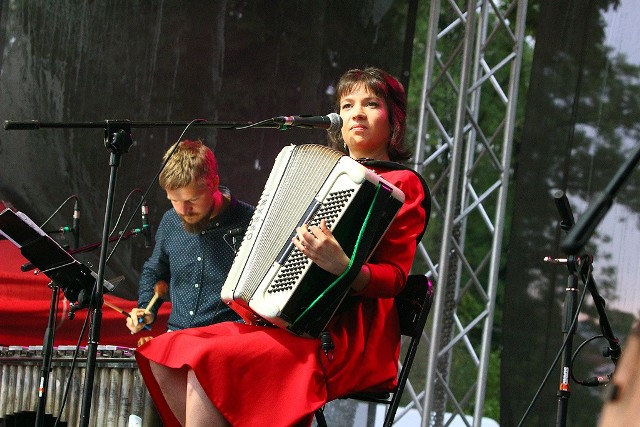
{"left": 158, "top": 139, "right": 218, "bottom": 191}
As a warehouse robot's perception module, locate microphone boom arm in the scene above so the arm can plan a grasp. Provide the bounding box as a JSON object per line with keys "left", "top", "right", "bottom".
{"left": 561, "top": 143, "right": 640, "bottom": 254}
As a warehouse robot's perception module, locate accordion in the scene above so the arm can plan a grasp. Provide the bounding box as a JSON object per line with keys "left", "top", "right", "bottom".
{"left": 221, "top": 144, "right": 405, "bottom": 336}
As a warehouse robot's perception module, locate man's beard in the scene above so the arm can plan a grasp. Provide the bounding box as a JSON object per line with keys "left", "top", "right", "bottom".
{"left": 180, "top": 206, "right": 214, "bottom": 234}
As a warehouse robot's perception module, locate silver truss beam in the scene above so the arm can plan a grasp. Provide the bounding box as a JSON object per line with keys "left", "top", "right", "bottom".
{"left": 404, "top": 1, "right": 529, "bottom": 426}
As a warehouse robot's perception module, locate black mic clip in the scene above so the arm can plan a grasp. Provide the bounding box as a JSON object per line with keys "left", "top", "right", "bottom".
{"left": 582, "top": 374, "right": 611, "bottom": 387}
{"left": 224, "top": 227, "right": 245, "bottom": 254}
{"left": 67, "top": 288, "right": 91, "bottom": 319}
{"left": 225, "top": 227, "right": 245, "bottom": 238}
{"left": 320, "top": 331, "right": 335, "bottom": 360}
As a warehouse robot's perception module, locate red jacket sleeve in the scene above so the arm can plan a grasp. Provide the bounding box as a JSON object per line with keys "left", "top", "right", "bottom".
{"left": 356, "top": 168, "right": 427, "bottom": 299}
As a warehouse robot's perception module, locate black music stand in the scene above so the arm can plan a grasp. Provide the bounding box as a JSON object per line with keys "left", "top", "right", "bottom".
{"left": 0, "top": 208, "right": 113, "bottom": 426}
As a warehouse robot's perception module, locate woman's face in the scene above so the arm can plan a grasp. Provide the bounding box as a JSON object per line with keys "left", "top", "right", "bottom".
{"left": 339, "top": 84, "right": 391, "bottom": 160}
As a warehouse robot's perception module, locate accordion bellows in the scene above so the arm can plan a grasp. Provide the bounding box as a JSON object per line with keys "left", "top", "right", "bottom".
{"left": 221, "top": 144, "right": 404, "bottom": 336}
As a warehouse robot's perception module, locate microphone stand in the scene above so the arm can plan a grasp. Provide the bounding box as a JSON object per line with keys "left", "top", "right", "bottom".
{"left": 551, "top": 190, "right": 580, "bottom": 427}
{"left": 551, "top": 190, "right": 621, "bottom": 427}
{"left": 577, "top": 256, "right": 621, "bottom": 367}
{"left": 552, "top": 255, "right": 620, "bottom": 427}
{"left": 34, "top": 281, "right": 59, "bottom": 427}
{"left": 3, "top": 118, "right": 275, "bottom": 131}
{"left": 580, "top": 257, "right": 622, "bottom": 365}
{"left": 554, "top": 143, "right": 639, "bottom": 425}
{"left": 553, "top": 254, "right": 580, "bottom": 427}
{"left": 3, "top": 118, "right": 272, "bottom": 426}
{"left": 79, "top": 123, "right": 133, "bottom": 426}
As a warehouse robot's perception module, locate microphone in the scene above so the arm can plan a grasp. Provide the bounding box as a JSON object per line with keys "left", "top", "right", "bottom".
{"left": 272, "top": 113, "right": 342, "bottom": 132}
{"left": 141, "top": 202, "right": 153, "bottom": 248}
{"left": 20, "top": 262, "right": 35, "bottom": 272}
{"left": 553, "top": 189, "right": 575, "bottom": 233}
{"left": 72, "top": 199, "right": 80, "bottom": 249}
{"left": 225, "top": 227, "right": 245, "bottom": 238}
{"left": 320, "top": 331, "right": 335, "bottom": 358}
{"left": 224, "top": 227, "right": 245, "bottom": 254}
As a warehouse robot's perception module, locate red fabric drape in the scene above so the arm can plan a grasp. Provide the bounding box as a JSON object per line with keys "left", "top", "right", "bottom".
{"left": 0, "top": 241, "right": 170, "bottom": 348}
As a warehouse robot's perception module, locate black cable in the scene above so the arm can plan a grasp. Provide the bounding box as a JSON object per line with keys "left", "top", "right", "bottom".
{"left": 517, "top": 270, "right": 590, "bottom": 427}
{"left": 39, "top": 194, "right": 77, "bottom": 229}
{"left": 106, "top": 118, "right": 205, "bottom": 263}
{"left": 54, "top": 288, "right": 92, "bottom": 427}
{"left": 570, "top": 334, "right": 611, "bottom": 386}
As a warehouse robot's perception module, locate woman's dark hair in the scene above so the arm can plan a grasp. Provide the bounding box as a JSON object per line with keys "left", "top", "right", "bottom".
{"left": 328, "top": 67, "right": 410, "bottom": 162}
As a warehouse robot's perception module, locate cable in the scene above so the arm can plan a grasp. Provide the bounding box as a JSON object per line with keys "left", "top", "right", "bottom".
{"left": 39, "top": 194, "right": 77, "bottom": 229}
{"left": 235, "top": 117, "right": 278, "bottom": 130}
{"left": 517, "top": 273, "right": 590, "bottom": 427}
{"left": 106, "top": 118, "right": 206, "bottom": 263}
{"left": 108, "top": 188, "right": 144, "bottom": 237}
{"left": 570, "top": 334, "right": 612, "bottom": 386}
{"left": 54, "top": 288, "right": 92, "bottom": 427}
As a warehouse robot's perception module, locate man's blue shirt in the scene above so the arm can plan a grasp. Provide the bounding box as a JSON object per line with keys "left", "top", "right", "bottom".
{"left": 138, "top": 194, "right": 254, "bottom": 330}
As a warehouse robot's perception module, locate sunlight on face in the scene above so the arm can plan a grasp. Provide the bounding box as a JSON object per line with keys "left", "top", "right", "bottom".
{"left": 339, "top": 84, "right": 391, "bottom": 160}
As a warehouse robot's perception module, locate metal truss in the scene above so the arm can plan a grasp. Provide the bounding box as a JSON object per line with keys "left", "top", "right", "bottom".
{"left": 397, "top": 1, "right": 529, "bottom": 426}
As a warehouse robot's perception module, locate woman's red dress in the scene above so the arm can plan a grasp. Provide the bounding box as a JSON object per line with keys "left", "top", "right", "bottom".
{"left": 135, "top": 167, "right": 427, "bottom": 426}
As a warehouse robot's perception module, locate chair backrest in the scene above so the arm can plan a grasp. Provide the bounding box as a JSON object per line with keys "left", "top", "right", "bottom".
{"left": 384, "top": 274, "right": 433, "bottom": 426}
{"left": 395, "top": 274, "right": 434, "bottom": 338}
{"left": 314, "top": 274, "right": 435, "bottom": 427}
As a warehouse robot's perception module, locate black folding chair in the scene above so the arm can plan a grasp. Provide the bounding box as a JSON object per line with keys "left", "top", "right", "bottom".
{"left": 314, "top": 274, "right": 434, "bottom": 427}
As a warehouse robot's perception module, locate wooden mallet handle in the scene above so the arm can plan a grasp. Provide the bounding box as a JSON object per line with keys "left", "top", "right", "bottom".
{"left": 144, "top": 280, "right": 169, "bottom": 312}
{"left": 136, "top": 280, "right": 169, "bottom": 329}
{"left": 103, "top": 300, "right": 151, "bottom": 332}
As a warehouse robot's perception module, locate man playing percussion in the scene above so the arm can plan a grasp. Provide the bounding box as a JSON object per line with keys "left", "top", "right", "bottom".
{"left": 126, "top": 140, "right": 254, "bottom": 337}
{"left": 134, "top": 67, "right": 429, "bottom": 426}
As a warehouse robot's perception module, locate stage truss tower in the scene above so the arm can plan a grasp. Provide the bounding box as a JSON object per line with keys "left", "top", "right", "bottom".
{"left": 403, "top": 1, "right": 529, "bottom": 426}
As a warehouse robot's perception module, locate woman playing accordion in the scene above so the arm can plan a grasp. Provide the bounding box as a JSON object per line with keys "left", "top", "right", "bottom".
{"left": 134, "top": 67, "right": 430, "bottom": 427}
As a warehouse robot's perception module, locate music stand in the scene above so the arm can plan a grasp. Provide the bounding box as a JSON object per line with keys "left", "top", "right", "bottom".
{"left": 0, "top": 208, "right": 113, "bottom": 426}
